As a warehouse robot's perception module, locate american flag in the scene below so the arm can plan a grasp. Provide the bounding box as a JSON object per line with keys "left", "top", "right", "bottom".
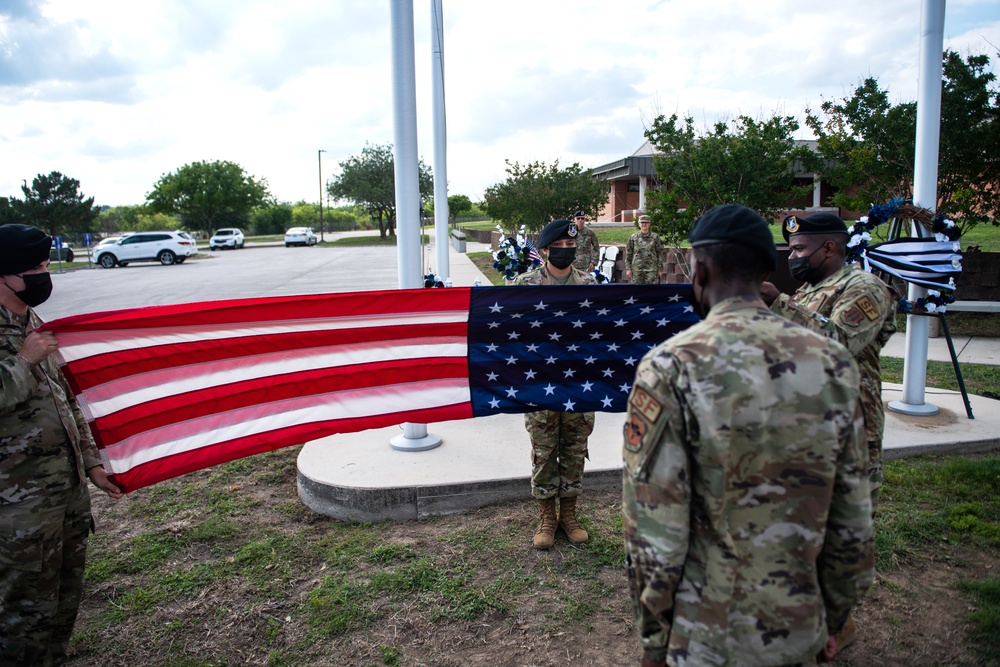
{"left": 525, "top": 238, "right": 543, "bottom": 265}
{"left": 45, "top": 285, "right": 696, "bottom": 493}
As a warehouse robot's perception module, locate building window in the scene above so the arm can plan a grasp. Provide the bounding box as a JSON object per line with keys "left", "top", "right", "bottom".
{"left": 627, "top": 181, "right": 640, "bottom": 192}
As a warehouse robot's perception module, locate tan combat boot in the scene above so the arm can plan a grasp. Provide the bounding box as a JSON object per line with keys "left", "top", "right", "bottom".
{"left": 558, "top": 495, "right": 589, "bottom": 544}
{"left": 533, "top": 498, "right": 558, "bottom": 550}
{"left": 833, "top": 615, "right": 857, "bottom": 652}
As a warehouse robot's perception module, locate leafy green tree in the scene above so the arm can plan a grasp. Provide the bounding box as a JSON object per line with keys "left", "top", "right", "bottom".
{"left": 96, "top": 205, "right": 181, "bottom": 237}
{"left": 324, "top": 207, "right": 365, "bottom": 232}
{"left": 0, "top": 196, "right": 17, "bottom": 226}
{"left": 644, "top": 114, "right": 818, "bottom": 246}
{"left": 2, "top": 172, "right": 99, "bottom": 239}
{"left": 426, "top": 194, "right": 474, "bottom": 224}
{"left": 326, "top": 143, "right": 433, "bottom": 239}
{"left": 807, "top": 50, "right": 999, "bottom": 232}
{"left": 448, "top": 194, "right": 473, "bottom": 222}
{"left": 145, "top": 160, "right": 272, "bottom": 238}
{"left": 482, "top": 160, "right": 609, "bottom": 235}
{"left": 291, "top": 202, "right": 325, "bottom": 230}
{"left": 248, "top": 203, "right": 294, "bottom": 236}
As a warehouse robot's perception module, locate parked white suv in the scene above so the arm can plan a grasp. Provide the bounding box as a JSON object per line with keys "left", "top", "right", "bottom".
{"left": 209, "top": 228, "right": 245, "bottom": 250}
{"left": 95, "top": 231, "right": 198, "bottom": 268}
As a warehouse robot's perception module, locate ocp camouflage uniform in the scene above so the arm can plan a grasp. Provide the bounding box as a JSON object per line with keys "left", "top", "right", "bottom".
{"left": 571, "top": 224, "right": 600, "bottom": 273}
{"left": 625, "top": 231, "right": 665, "bottom": 284}
{"left": 2, "top": 306, "right": 102, "bottom": 666}
{"left": 514, "top": 264, "right": 596, "bottom": 499}
{"left": 623, "top": 295, "right": 873, "bottom": 666}
{"left": 771, "top": 263, "right": 896, "bottom": 508}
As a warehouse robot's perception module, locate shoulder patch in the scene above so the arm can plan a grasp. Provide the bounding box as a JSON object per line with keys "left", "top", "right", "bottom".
{"left": 624, "top": 386, "right": 663, "bottom": 453}
{"left": 842, "top": 305, "right": 866, "bottom": 327}
{"left": 857, "top": 295, "right": 880, "bottom": 321}
{"left": 630, "top": 386, "right": 663, "bottom": 423}
{"left": 624, "top": 413, "right": 647, "bottom": 453}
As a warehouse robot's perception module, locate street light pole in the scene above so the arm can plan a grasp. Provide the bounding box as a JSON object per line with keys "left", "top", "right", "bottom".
{"left": 318, "top": 149, "right": 327, "bottom": 242}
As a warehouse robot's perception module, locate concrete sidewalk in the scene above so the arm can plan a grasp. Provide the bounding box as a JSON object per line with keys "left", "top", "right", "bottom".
{"left": 881, "top": 330, "right": 1000, "bottom": 366}
{"left": 297, "top": 241, "right": 1000, "bottom": 521}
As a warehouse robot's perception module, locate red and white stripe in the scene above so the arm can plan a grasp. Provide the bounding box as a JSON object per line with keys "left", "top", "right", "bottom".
{"left": 46, "top": 289, "right": 476, "bottom": 492}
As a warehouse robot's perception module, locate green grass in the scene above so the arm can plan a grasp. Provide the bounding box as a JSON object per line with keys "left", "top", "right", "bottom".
{"left": 74, "top": 444, "right": 1000, "bottom": 664}
{"left": 956, "top": 224, "right": 1000, "bottom": 252}
{"left": 875, "top": 456, "right": 1000, "bottom": 572}
{"left": 895, "top": 311, "right": 1000, "bottom": 337}
{"left": 879, "top": 358, "right": 1000, "bottom": 398}
{"left": 959, "top": 577, "right": 1000, "bottom": 663}
{"left": 326, "top": 234, "right": 429, "bottom": 247}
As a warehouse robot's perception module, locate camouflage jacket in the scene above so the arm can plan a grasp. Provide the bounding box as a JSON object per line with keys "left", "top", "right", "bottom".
{"left": 1, "top": 305, "right": 102, "bottom": 505}
{"left": 513, "top": 264, "right": 596, "bottom": 286}
{"left": 625, "top": 231, "right": 664, "bottom": 273}
{"left": 771, "top": 263, "right": 896, "bottom": 445}
{"left": 622, "top": 296, "right": 872, "bottom": 665}
{"left": 572, "top": 224, "right": 601, "bottom": 272}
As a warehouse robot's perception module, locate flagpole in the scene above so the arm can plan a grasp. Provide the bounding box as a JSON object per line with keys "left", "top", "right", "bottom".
{"left": 431, "top": 0, "right": 450, "bottom": 283}
{"left": 390, "top": 0, "right": 442, "bottom": 451}
{"left": 889, "top": 0, "right": 945, "bottom": 417}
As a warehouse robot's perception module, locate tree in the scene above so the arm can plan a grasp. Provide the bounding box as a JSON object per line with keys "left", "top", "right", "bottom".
{"left": 807, "top": 50, "right": 999, "bottom": 232}
{"left": 446, "top": 194, "right": 472, "bottom": 224}
{"left": 644, "top": 114, "right": 818, "bottom": 246}
{"left": 249, "top": 203, "right": 294, "bottom": 236}
{"left": 426, "top": 194, "right": 474, "bottom": 224}
{"left": 97, "top": 205, "right": 180, "bottom": 235}
{"left": 326, "top": 143, "right": 433, "bottom": 239}
{"left": 1, "top": 172, "right": 99, "bottom": 239}
{"left": 482, "top": 160, "right": 609, "bottom": 235}
{"left": 145, "top": 160, "right": 272, "bottom": 238}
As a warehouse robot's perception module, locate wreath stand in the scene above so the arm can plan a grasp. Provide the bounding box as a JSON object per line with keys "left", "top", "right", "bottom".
{"left": 902, "top": 309, "right": 974, "bottom": 419}
{"left": 857, "top": 201, "right": 973, "bottom": 419}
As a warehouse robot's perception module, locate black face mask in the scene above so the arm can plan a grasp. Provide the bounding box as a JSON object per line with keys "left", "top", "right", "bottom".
{"left": 788, "top": 245, "right": 826, "bottom": 284}
{"left": 547, "top": 247, "right": 576, "bottom": 270}
{"left": 12, "top": 272, "right": 53, "bottom": 307}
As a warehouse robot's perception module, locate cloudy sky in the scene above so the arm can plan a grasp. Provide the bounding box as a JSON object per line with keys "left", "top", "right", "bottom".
{"left": 1, "top": 0, "right": 998, "bottom": 208}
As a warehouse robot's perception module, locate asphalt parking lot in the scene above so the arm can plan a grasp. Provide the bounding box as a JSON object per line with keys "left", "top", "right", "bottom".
{"left": 38, "top": 243, "right": 407, "bottom": 321}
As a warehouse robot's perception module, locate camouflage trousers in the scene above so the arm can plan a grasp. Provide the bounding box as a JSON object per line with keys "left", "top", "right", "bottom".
{"left": 0, "top": 483, "right": 92, "bottom": 667}
{"left": 630, "top": 270, "right": 659, "bottom": 285}
{"left": 525, "top": 410, "right": 594, "bottom": 500}
{"left": 869, "top": 438, "right": 883, "bottom": 517}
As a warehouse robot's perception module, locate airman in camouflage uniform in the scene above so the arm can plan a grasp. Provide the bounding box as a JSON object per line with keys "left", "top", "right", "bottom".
{"left": 623, "top": 205, "right": 873, "bottom": 666}
{"left": 1, "top": 224, "right": 122, "bottom": 666}
{"left": 762, "top": 213, "right": 896, "bottom": 513}
{"left": 570, "top": 210, "right": 600, "bottom": 273}
{"left": 514, "top": 218, "right": 596, "bottom": 550}
{"left": 625, "top": 215, "right": 665, "bottom": 284}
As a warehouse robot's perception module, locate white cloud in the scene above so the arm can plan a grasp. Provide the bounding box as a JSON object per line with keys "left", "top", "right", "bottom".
{"left": 0, "top": 0, "right": 997, "bottom": 207}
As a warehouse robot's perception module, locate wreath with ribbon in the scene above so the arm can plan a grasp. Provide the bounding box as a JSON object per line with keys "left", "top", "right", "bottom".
{"left": 846, "top": 197, "right": 963, "bottom": 313}
{"left": 492, "top": 225, "right": 542, "bottom": 280}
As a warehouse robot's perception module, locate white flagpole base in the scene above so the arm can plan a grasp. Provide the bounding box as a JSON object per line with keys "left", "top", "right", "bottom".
{"left": 888, "top": 399, "right": 939, "bottom": 416}
{"left": 390, "top": 422, "right": 442, "bottom": 452}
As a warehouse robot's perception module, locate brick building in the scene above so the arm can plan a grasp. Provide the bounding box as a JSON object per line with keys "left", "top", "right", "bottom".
{"left": 589, "top": 140, "right": 862, "bottom": 223}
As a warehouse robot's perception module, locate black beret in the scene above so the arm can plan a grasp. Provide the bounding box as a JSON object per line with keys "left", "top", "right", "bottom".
{"left": 537, "top": 218, "right": 579, "bottom": 249}
{"left": 688, "top": 204, "right": 777, "bottom": 271}
{"left": 782, "top": 212, "right": 848, "bottom": 242}
{"left": 0, "top": 224, "right": 51, "bottom": 275}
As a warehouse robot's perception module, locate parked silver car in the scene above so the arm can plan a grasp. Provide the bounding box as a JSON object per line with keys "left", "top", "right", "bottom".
{"left": 284, "top": 227, "right": 318, "bottom": 247}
